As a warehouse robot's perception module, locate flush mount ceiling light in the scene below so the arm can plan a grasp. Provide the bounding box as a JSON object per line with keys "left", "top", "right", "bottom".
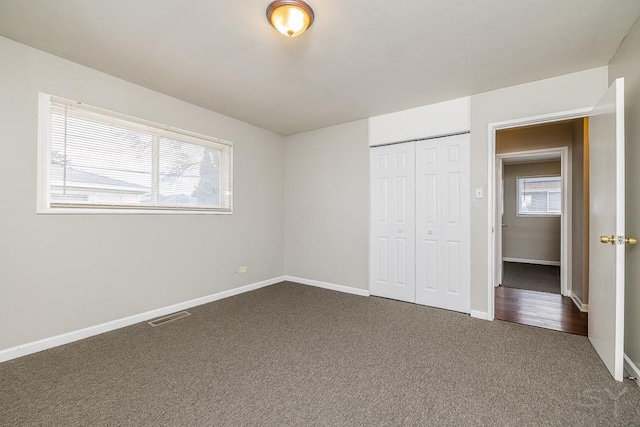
{"left": 266, "top": 0, "right": 315, "bottom": 38}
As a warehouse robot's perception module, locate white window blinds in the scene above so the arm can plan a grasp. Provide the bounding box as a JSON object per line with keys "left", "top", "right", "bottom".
{"left": 517, "top": 176, "right": 561, "bottom": 216}
{"left": 44, "top": 96, "right": 232, "bottom": 212}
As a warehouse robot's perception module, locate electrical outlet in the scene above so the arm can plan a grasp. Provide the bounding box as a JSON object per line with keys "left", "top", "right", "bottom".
{"left": 238, "top": 266, "right": 247, "bottom": 274}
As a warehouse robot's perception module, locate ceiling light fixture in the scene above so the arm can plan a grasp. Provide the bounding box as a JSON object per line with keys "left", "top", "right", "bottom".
{"left": 266, "top": 0, "right": 315, "bottom": 38}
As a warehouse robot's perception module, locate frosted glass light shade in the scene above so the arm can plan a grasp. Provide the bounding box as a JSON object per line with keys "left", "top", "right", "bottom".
{"left": 266, "top": 0, "right": 314, "bottom": 37}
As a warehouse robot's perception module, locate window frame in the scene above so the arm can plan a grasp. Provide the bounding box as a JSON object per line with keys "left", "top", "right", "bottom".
{"left": 37, "top": 93, "right": 233, "bottom": 215}
{"left": 515, "top": 174, "right": 562, "bottom": 217}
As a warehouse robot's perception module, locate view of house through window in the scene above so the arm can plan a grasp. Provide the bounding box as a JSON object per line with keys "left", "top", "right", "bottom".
{"left": 517, "top": 175, "right": 561, "bottom": 216}
{"left": 41, "top": 95, "right": 232, "bottom": 212}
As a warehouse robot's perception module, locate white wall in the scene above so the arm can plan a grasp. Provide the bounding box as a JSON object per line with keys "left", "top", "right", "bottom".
{"left": 368, "top": 97, "right": 470, "bottom": 146}
{"left": 469, "top": 67, "right": 608, "bottom": 315}
{"left": 284, "top": 120, "right": 369, "bottom": 290}
{"left": 0, "top": 36, "right": 285, "bottom": 352}
{"left": 608, "top": 16, "right": 640, "bottom": 373}
{"left": 502, "top": 161, "right": 562, "bottom": 262}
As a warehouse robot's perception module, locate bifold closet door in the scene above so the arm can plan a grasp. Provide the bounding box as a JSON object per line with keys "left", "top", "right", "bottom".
{"left": 370, "top": 143, "right": 416, "bottom": 303}
{"left": 415, "top": 134, "right": 470, "bottom": 313}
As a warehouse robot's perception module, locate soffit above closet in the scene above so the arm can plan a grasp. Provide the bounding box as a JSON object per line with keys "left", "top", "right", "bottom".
{"left": 0, "top": 0, "right": 638, "bottom": 136}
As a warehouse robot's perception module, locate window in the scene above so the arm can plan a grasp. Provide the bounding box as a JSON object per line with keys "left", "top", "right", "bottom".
{"left": 38, "top": 94, "right": 232, "bottom": 213}
{"left": 517, "top": 175, "right": 561, "bottom": 216}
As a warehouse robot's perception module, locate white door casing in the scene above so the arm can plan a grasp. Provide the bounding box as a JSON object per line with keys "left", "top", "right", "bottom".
{"left": 370, "top": 143, "right": 416, "bottom": 303}
{"left": 415, "top": 134, "right": 471, "bottom": 313}
{"left": 487, "top": 107, "right": 593, "bottom": 321}
{"left": 588, "top": 78, "right": 626, "bottom": 382}
{"left": 497, "top": 158, "right": 504, "bottom": 286}
{"left": 494, "top": 148, "right": 570, "bottom": 296}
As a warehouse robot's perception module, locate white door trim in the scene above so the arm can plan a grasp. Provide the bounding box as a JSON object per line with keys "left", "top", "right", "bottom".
{"left": 496, "top": 147, "right": 571, "bottom": 297}
{"left": 486, "top": 107, "right": 592, "bottom": 320}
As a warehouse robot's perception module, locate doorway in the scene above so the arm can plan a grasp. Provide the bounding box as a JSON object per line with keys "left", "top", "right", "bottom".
{"left": 492, "top": 120, "right": 589, "bottom": 335}
{"left": 500, "top": 156, "right": 562, "bottom": 294}
{"left": 485, "top": 79, "right": 627, "bottom": 381}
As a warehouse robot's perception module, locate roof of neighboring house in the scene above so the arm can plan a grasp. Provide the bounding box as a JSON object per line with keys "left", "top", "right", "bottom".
{"left": 50, "top": 163, "right": 148, "bottom": 192}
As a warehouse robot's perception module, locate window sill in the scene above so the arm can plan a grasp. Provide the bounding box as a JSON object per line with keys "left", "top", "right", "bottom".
{"left": 516, "top": 214, "right": 561, "bottom": 218}
{"left": 37, "top": 206, "right": 233, "bottom": 215}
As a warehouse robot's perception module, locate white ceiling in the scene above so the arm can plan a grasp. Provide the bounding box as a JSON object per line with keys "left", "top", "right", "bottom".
{"left": 1, "top": 1, "right": 639, "bottom": 136}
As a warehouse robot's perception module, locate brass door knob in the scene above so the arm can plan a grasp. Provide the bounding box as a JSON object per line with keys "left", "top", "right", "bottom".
{"left": 600, "top": 236, "right": 638, "bottom": 245}
{"left": 600, "top": 235, "right": 616, "bottom": 245}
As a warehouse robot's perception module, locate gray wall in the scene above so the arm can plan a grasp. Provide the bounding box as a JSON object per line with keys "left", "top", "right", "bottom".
{"left": 502, "top": 162, "right": 561, "bottom": 262}
{"left": 608, "top": 15, "right": 640, "bottom": 371}
{"left": 284, "top": 120, "right": 369, "bottom": 289}
{"left": 469, "top": 67, "right": 607, "bottom": 315}
{"left": 0, "top": 37, "right": 285, "bottom": 351}
{"left": 571, "top": 119, "right": 589, "bottom": 304}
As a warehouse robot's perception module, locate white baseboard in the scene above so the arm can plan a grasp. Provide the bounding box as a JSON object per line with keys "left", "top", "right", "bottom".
{"left": 624, "top": 354, "right": 640, "bottom": 387}
{"left": 503, "top": 257, "right": 561, "bottom": 267}
{"left": 0, "top": 276, "right": 285, "bottom": 364}
{"left": 284, "top": 276, "right": 370, "bottom": 297}
{"left": 470, "top": 310, "right": 489, "bottom": 320}
{"left": 569, "top": 291, "right": 589, "bottom": 312}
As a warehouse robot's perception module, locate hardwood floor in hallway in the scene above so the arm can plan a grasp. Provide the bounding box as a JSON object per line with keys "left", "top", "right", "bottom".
{"left": 495, "top": 286, "right": 588, "bottom": 336}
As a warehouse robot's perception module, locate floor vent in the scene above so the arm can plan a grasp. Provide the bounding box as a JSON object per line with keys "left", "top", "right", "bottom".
{"left": 148, "top": 311, "right": 191, "bottom": 327}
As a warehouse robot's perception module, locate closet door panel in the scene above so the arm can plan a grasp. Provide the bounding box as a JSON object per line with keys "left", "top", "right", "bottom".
{"left": 370, "top": 143, "right": 415, "bottom": 303}
{"left": 416, "top": 141, "right": 441, "bottom": 301}
{"left": 415, "top": 134, "right": 470, "bottom": 313}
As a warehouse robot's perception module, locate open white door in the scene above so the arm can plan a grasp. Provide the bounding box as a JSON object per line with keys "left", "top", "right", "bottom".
{"left": 588, "top": 78, "right": 626, "bottom": 382}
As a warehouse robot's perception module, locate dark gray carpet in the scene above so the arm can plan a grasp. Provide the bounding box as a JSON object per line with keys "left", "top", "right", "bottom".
{"left": 501, "top": 261, "right": 561, "bottom": 294}
{"left": 1, "top": 282, "right": 639, "bottom": 426}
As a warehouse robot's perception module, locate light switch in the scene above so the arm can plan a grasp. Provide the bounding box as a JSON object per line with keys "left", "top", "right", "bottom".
{"left": 475, "top": 188, "right": 484, "bottom": 199}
